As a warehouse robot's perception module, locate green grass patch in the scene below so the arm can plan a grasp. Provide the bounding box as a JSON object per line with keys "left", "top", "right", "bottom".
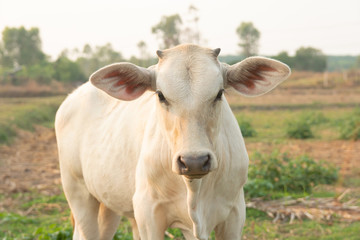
{"left": 286, "top": 118, "right": 314, "bottom": 139}
{"left": 2, "top": 191, "right": 358, "bottom": 239}
{"left": 244, "top": 152, "right": 338, "bottom": 199}
{"left": 234, "top": 107, "right": 356, "bottom": 142}
{"left": 0, "top": 96, "right": 64, "bottom": 144}
{"left": 237, "top": 117, "right": 257, "bottom": 137}
{"left": 338, "top": 107, "right": 360, "bottom": 140}
{"left": 254, "top": 220, "right": 360, "bottom": 240}
{"left": 0, "top": 192, "right": 72, "bottom": 239}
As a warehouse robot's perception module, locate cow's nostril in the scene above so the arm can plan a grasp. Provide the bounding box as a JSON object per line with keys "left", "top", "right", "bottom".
{"left": 178, "top": 156, "right": 187, "bottom": 170}
{"left": 176, "top": 154, "right": 211, "bottom": 177}
{"left": 202, "top": 155, "right": 211, "bottom": 171}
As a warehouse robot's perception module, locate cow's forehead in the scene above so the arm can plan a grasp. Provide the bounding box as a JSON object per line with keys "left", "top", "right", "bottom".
{"left": 156, "top": 45, "right": 223, "bottom": 102}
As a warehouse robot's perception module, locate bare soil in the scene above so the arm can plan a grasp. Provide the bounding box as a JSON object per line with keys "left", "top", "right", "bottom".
{"left": 0, "top": 127, "right": 359, "bottom": 193}
{"left": 0, "top": 122, "right": 359, "bottom": 221}
{"left": 0, "top": 126, "right": 61, "bottom": 196}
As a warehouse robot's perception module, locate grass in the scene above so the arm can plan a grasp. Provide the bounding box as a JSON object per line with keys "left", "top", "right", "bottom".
{"left": 1, "top": 87, "right": 359, "bottom": 239}
{"left": 0, "top": 96, "right": 64, "bottom": 144}
{"left": 1, "top": 191, "right": 359, "bottom": 240}
{"left": 0, "top": 192, "right": 72, "bottom": 239}
{"left": 234, "top": 107, "right": 357, "bottom": 142}
{"left": 244, "top": 220, "right": 360, "bottom": 240}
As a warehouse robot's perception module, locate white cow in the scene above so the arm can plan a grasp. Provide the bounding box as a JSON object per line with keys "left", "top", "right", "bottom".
{"left": 55, "top": 44, "right": 290, "bottom": 240}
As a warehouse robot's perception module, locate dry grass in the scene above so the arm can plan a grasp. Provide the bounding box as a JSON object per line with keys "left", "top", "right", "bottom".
{"left": 0, "top": 80, "right": 71, "bottom": 97}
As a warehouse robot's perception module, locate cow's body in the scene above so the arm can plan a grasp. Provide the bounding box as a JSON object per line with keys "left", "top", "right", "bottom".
{"left": 55, "top": 44, "right": 290, "bottom": 240}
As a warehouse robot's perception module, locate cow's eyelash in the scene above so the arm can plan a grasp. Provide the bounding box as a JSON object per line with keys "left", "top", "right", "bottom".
{"left": 155, "top": 90, "right": 168, "bottom": 104}
{"left": 215, "top": 89, "right": 225, "bottom": 101}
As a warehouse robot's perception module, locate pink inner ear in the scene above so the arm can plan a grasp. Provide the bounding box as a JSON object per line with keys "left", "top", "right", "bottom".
{"left": 257, "top": 65, "right": 277, "bottom": 72}
{"left": 104, "top": 71, "right": 120, "bottom": 79}
{"left": 241, "top": 64, "right": 278, "bottom": 89}
{"left": 115, "top": 79, "right": 127, "bottom": 86}
{"left": 125, "top": 83, "right": 141, "bottom": 94}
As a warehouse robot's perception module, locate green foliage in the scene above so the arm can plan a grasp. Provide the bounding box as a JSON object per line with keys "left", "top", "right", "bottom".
{"left": 0, "top": 103, "right": 57, "bottom": 145}
{"left": 236, "top": 22, "right": 260, "bottom": 57}
{"left": 272, "top": 51, "right": 295, "bottom": 69}
{"left": 54, "top": 56, "right": 86, "bottom": 83}
{"left": 244, "top": 152, "right": 338, "bottom": 198}
{"left": 272, "top": 47, "right": 327, "bottom": 72}
{"left": 152, "top": 14, "right": 182, "bottom": 49}
{"left": 15, "top": 61, "right": 55, "bottom": 84}
{"left": 11, "top": 104, "right": 57, "bottom": 131}
{"left": 286, "top": 119, "right": 314, "bottom": 139}
{"left": 339, "top": 108, "right": 360, "bottom": 140}
{"left": 0, "top": 123, "right": 16, "bottom": 144}
{"left": 294, "top": 47, "right": 327, "bottom": 72}
{"left": 75, "top": 43, "right": 124, "bottom": 77}
{"left": 301, "top": 111, "right": 328, "bottom": 125}
{"left": 327, "top": 55, "right": 358, "bottom": 71}
{"left": 1, "top": 26, "right": 45, "bottom": 67}
{"left": 238, "top": 118, "right": 257, "bottom": 137}
{"left": 286, "top": 111, "right": 328, "bottom": 139}
{"left": 0, "top": 97, "right": 62, "bottom": 144}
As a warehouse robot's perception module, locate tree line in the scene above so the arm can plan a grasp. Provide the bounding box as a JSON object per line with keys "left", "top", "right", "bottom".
{"left": 0, "top": 6, "right": 359, "bottom": 86}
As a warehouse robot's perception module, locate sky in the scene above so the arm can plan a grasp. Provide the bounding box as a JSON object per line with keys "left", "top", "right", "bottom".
{"left": 0, "top": 0, "right": 360, "bottom": 60}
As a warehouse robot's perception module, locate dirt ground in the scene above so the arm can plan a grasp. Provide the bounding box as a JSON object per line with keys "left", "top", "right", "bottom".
{"left": 0, "top": 126, "right": 359, "bottom": 196}
{"left": 0, "top": 126, "right": 61, "bottom": 196}
{"left": 0, "top": 123, "right": 359, "bottom": 221}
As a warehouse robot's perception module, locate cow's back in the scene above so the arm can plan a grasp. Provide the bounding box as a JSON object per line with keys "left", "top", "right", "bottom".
{"left": 55, "top": 82, "right": 155, "bottom": 215}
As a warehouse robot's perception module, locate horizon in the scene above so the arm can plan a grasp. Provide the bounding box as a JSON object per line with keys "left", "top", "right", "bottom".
{"left": 1, "top": 0, "right": 360, "bottom": 60}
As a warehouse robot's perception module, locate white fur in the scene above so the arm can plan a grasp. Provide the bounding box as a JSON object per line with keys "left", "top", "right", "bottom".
{"left": 55, "top": 44, "right": 290, "bottom": 240}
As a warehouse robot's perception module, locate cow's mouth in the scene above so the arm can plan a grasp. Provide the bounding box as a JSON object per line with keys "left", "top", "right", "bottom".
{"left": 181, "top": 173, "right": 208, "bottom": 179}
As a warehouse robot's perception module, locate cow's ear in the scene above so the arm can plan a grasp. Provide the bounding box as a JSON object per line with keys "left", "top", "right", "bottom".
{"left": 223, "top": 57, "right": 290, "bottom": 97}
{"left": 90, "top": 63, "right": 155, "bottom": 101}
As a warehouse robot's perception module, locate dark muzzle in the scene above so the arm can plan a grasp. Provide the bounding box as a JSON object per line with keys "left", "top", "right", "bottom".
{"left": 177, "top": 154, "right": 211, "bottom": 178}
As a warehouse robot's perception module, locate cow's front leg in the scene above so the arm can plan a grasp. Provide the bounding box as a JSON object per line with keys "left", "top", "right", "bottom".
{"left": 133, "top": 189, "right": 168, "bottom": 240}
{"left": 214, "top": 189, "right": 246, "bottom": 240}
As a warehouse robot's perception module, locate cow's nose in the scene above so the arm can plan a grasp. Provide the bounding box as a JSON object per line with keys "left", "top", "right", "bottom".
{"left": 177, "top": 154, "right": 211, "bottom": 178}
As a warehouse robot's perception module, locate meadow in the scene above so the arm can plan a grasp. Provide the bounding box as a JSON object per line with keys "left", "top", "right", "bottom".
{"left": 0, "top": 71, "right": 359, "bottom": 239}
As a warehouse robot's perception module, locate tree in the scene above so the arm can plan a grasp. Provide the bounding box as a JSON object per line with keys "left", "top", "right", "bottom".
{"left": 152, "top": 14, "right": 182, "bottom": 49}
{"left": 294, "top": 47, "right": 327, "bottom": 72}
{"left": 1, "top": 26, "right": 45, "bottom": 67}
{"left": 75, "top": 43, "right": 124, "bottom": 77}
{"left": 236, "top": 22, "right": 260, "bottom": 57}
{"left": 54, "top": 56, "right": 86, "bottom": 83}
{"left": 272, "top": 51, "right": 294, "bottom": 68}
{"left": 20, "top": 61, "right": 55, "bottom": 84}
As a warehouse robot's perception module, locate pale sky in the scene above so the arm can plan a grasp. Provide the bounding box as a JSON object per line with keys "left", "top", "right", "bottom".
{"left": 1, "top": 0, "right": 359, "bottom": 60}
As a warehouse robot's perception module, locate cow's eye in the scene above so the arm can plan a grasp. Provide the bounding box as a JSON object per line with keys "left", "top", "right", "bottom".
{"left": 156, "top": 90, "right": 168, "bottom": 104}
{"left": 215, "top": 89, "right": 224, "bottom": 101}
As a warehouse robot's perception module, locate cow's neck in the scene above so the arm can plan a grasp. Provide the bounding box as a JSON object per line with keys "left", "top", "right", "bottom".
{"left": 183, "top": 178, "right": 209, "bottom": 239}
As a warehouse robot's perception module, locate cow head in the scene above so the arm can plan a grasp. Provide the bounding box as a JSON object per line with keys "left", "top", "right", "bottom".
{"left": 90, "top": 44, "right": 290, "bottom": 179}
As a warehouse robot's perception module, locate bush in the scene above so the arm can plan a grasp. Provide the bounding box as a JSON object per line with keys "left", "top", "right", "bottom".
{"left": 238, "top": 118, "right": 257, "bottom": 137}
{"left": 286, "top": 119, "right": 313, "bottom": 139}
{"left": 302, "top": 111, "right": 328, "bottom": 125}
{"left": 339, "top": 108, "right": 360, "bottom": 140}
{"left": 0, "top": 123, "right": 16, "bottom": 144}
{"left": 285, "top": 111, "right": 328, "bottom": 139}
{"left": 244, "top": 152, "right": 338, "bottom": 198}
